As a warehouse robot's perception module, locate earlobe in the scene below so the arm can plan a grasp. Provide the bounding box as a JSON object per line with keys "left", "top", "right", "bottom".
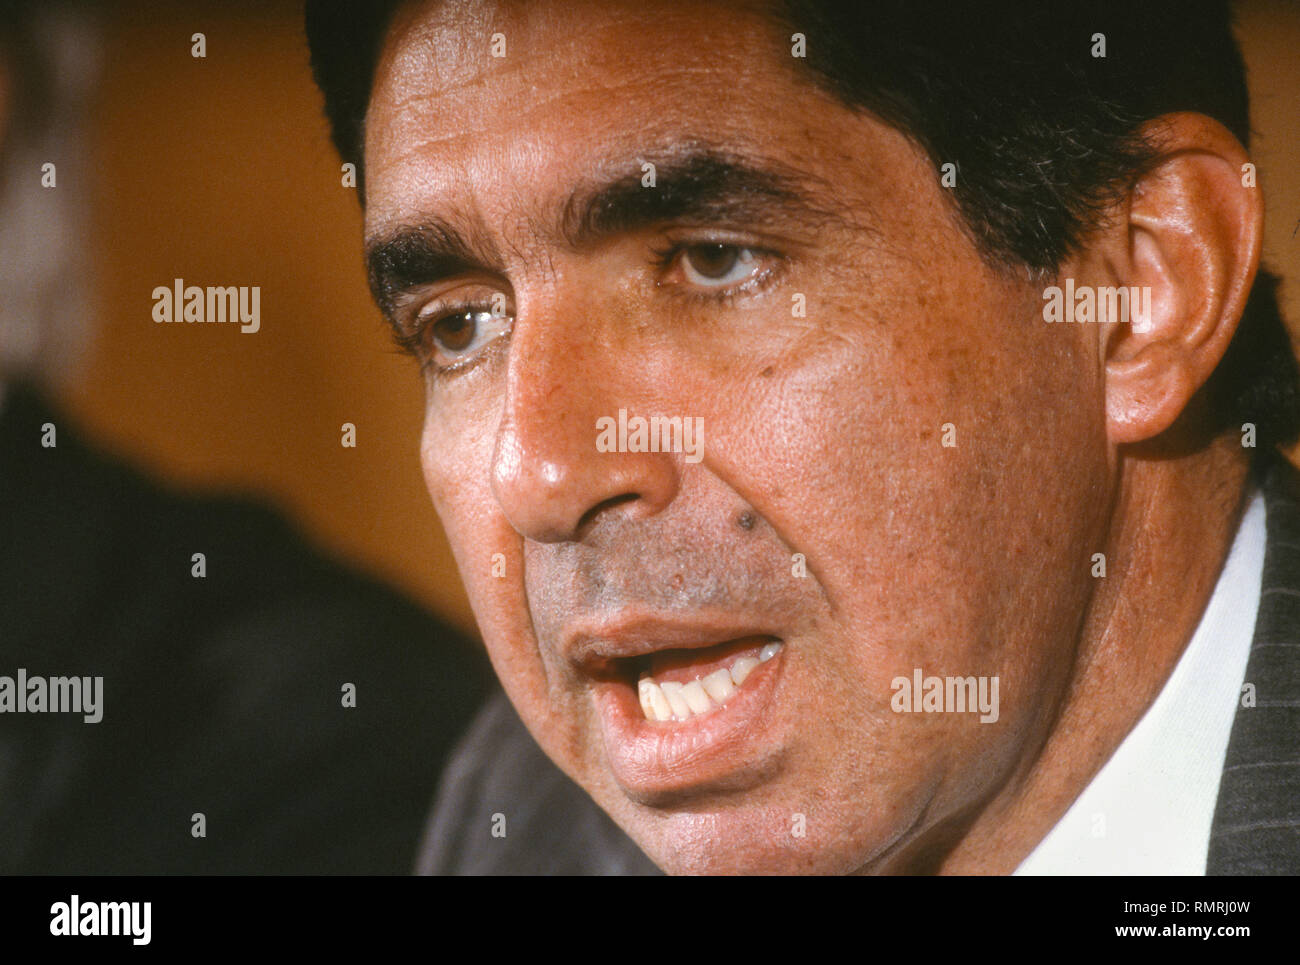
{"left": 1106, "top": 342, "right": 1198, "bottom": 442}
{"left": 1102, "top": 113, "right": 1263, "bottom": 445}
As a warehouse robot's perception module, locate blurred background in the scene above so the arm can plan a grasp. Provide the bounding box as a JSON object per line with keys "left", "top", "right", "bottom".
{"left": 51, "top": 0, "right": 477, "bottom": 631}
{"left": 32, "top": 0, "right": 1300, "bottom": 636}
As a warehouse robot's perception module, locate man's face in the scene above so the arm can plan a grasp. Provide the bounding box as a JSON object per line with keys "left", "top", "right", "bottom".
{"left": 364, "top": 0, "right": 1113, "bottom": 873}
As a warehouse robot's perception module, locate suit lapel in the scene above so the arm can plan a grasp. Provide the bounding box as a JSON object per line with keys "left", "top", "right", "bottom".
{"left": 1207, "top": 455, "right": 1300, "bottom": 874}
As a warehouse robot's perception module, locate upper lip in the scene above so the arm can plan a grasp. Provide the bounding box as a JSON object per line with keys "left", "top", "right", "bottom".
{"left": 565, "top": 611, "right": 779, "bottom": 675}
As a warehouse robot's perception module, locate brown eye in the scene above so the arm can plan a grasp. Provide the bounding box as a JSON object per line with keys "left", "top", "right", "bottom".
{"left": 416, "top": 304, "right": 512, "bottom": 373}
{"left": 433, "top": 310, "right": 481, "bottom": 353}
{"left": 678, "top": 244, "right": 759, "bottom": 287}
{"left": 685, "top": 244, "right": 740, "bottom": 279}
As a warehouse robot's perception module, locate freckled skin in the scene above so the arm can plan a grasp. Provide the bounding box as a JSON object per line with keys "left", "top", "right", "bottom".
{"left": 363, "top": 0, "right": 1256, "bottom": 873}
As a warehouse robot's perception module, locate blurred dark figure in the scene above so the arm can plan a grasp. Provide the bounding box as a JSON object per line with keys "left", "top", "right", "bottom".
{"left": 0, "top": 2, "right": 490, "bottom": 873}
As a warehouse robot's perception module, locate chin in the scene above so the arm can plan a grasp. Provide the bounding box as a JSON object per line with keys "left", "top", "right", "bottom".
{"left": 609, "top": 797, "right": 883, "bottom": 876}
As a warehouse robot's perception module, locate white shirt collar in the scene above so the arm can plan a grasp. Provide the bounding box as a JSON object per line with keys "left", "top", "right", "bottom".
{"left": 1014, "top": 487, "right": 1266, "bottom": 875}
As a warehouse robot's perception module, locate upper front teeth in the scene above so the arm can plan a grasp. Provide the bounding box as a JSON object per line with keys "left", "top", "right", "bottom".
{"left": 637, "top": 642, "right": 783, "bottom": 722}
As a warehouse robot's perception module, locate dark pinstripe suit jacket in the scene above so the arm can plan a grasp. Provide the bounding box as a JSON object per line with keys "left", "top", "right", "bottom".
{"left": 1207, "top": 455, "right": 1300, "bottom": 874}
{"left": 419, "top": 455, "right": 1300, "bottom": 875}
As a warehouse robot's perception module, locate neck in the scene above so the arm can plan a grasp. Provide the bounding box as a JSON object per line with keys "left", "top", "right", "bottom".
{"left": 936, "top": 434, "right": 1252, "bottom": 874}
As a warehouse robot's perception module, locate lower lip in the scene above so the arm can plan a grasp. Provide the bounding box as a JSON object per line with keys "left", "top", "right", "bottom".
{"left": 593, "top": 649, "right": 787, "bottom": 798}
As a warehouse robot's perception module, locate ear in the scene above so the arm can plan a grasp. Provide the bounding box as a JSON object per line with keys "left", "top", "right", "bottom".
{"left": 1101, "top": 112, "right": 1262, "bottom": 444}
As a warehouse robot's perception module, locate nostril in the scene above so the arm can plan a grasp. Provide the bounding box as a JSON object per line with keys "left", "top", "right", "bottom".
{"left": 575, "top": 492, "right": 639, "bottom": 538}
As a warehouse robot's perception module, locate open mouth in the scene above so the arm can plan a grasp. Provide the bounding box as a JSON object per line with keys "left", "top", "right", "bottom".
{"left": 573, "top": 623, "right": 790, "bottom": 794}
{"left": 633, "top": 637, "right": 783, "bottom": 722}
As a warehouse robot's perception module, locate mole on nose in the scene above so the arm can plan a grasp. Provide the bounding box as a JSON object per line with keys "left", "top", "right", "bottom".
{"left": 737, "top": 511, "right": 755, "bottom": 531}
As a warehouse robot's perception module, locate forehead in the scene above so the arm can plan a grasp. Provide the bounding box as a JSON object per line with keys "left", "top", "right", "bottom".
{"left": 363, "top": 0, "right": 830, "bottom": 230}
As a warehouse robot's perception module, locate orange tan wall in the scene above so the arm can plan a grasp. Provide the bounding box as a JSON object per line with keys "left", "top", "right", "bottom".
{"left": 64, "top": 1, "right": 475, "bottom": 632}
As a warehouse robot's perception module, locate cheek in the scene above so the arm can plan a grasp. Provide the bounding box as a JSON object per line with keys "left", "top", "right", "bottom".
{"left": 704, "top": 271, "right": 1106, "bottom": 764}
{"left": 420, "top": 414, "right": 489, "bottom": 566}
{"left": 419, "top": 401, "right": 589, "bottom": 756}
{"left": 419, "top": 407, "right": 525, "bottom": 650}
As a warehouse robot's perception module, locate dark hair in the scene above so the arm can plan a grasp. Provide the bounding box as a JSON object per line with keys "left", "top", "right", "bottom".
{"left": 304, "top": 0, "right": 1300, "bottom": 448}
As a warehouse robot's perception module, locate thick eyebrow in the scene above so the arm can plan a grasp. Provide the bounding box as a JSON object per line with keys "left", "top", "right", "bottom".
{"left": 365, "top": 219, "right": 500, "bottom": 322}
{"left": 363, "top": 146, "right": 848, "bottom": 322}
{"left": 559, "top": 147, "right": 839, "bottom": 249}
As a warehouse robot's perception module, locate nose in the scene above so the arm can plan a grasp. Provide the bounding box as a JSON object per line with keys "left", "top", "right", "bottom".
{"left": 490, "top": 301, "right": 681, "bottom": 544}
